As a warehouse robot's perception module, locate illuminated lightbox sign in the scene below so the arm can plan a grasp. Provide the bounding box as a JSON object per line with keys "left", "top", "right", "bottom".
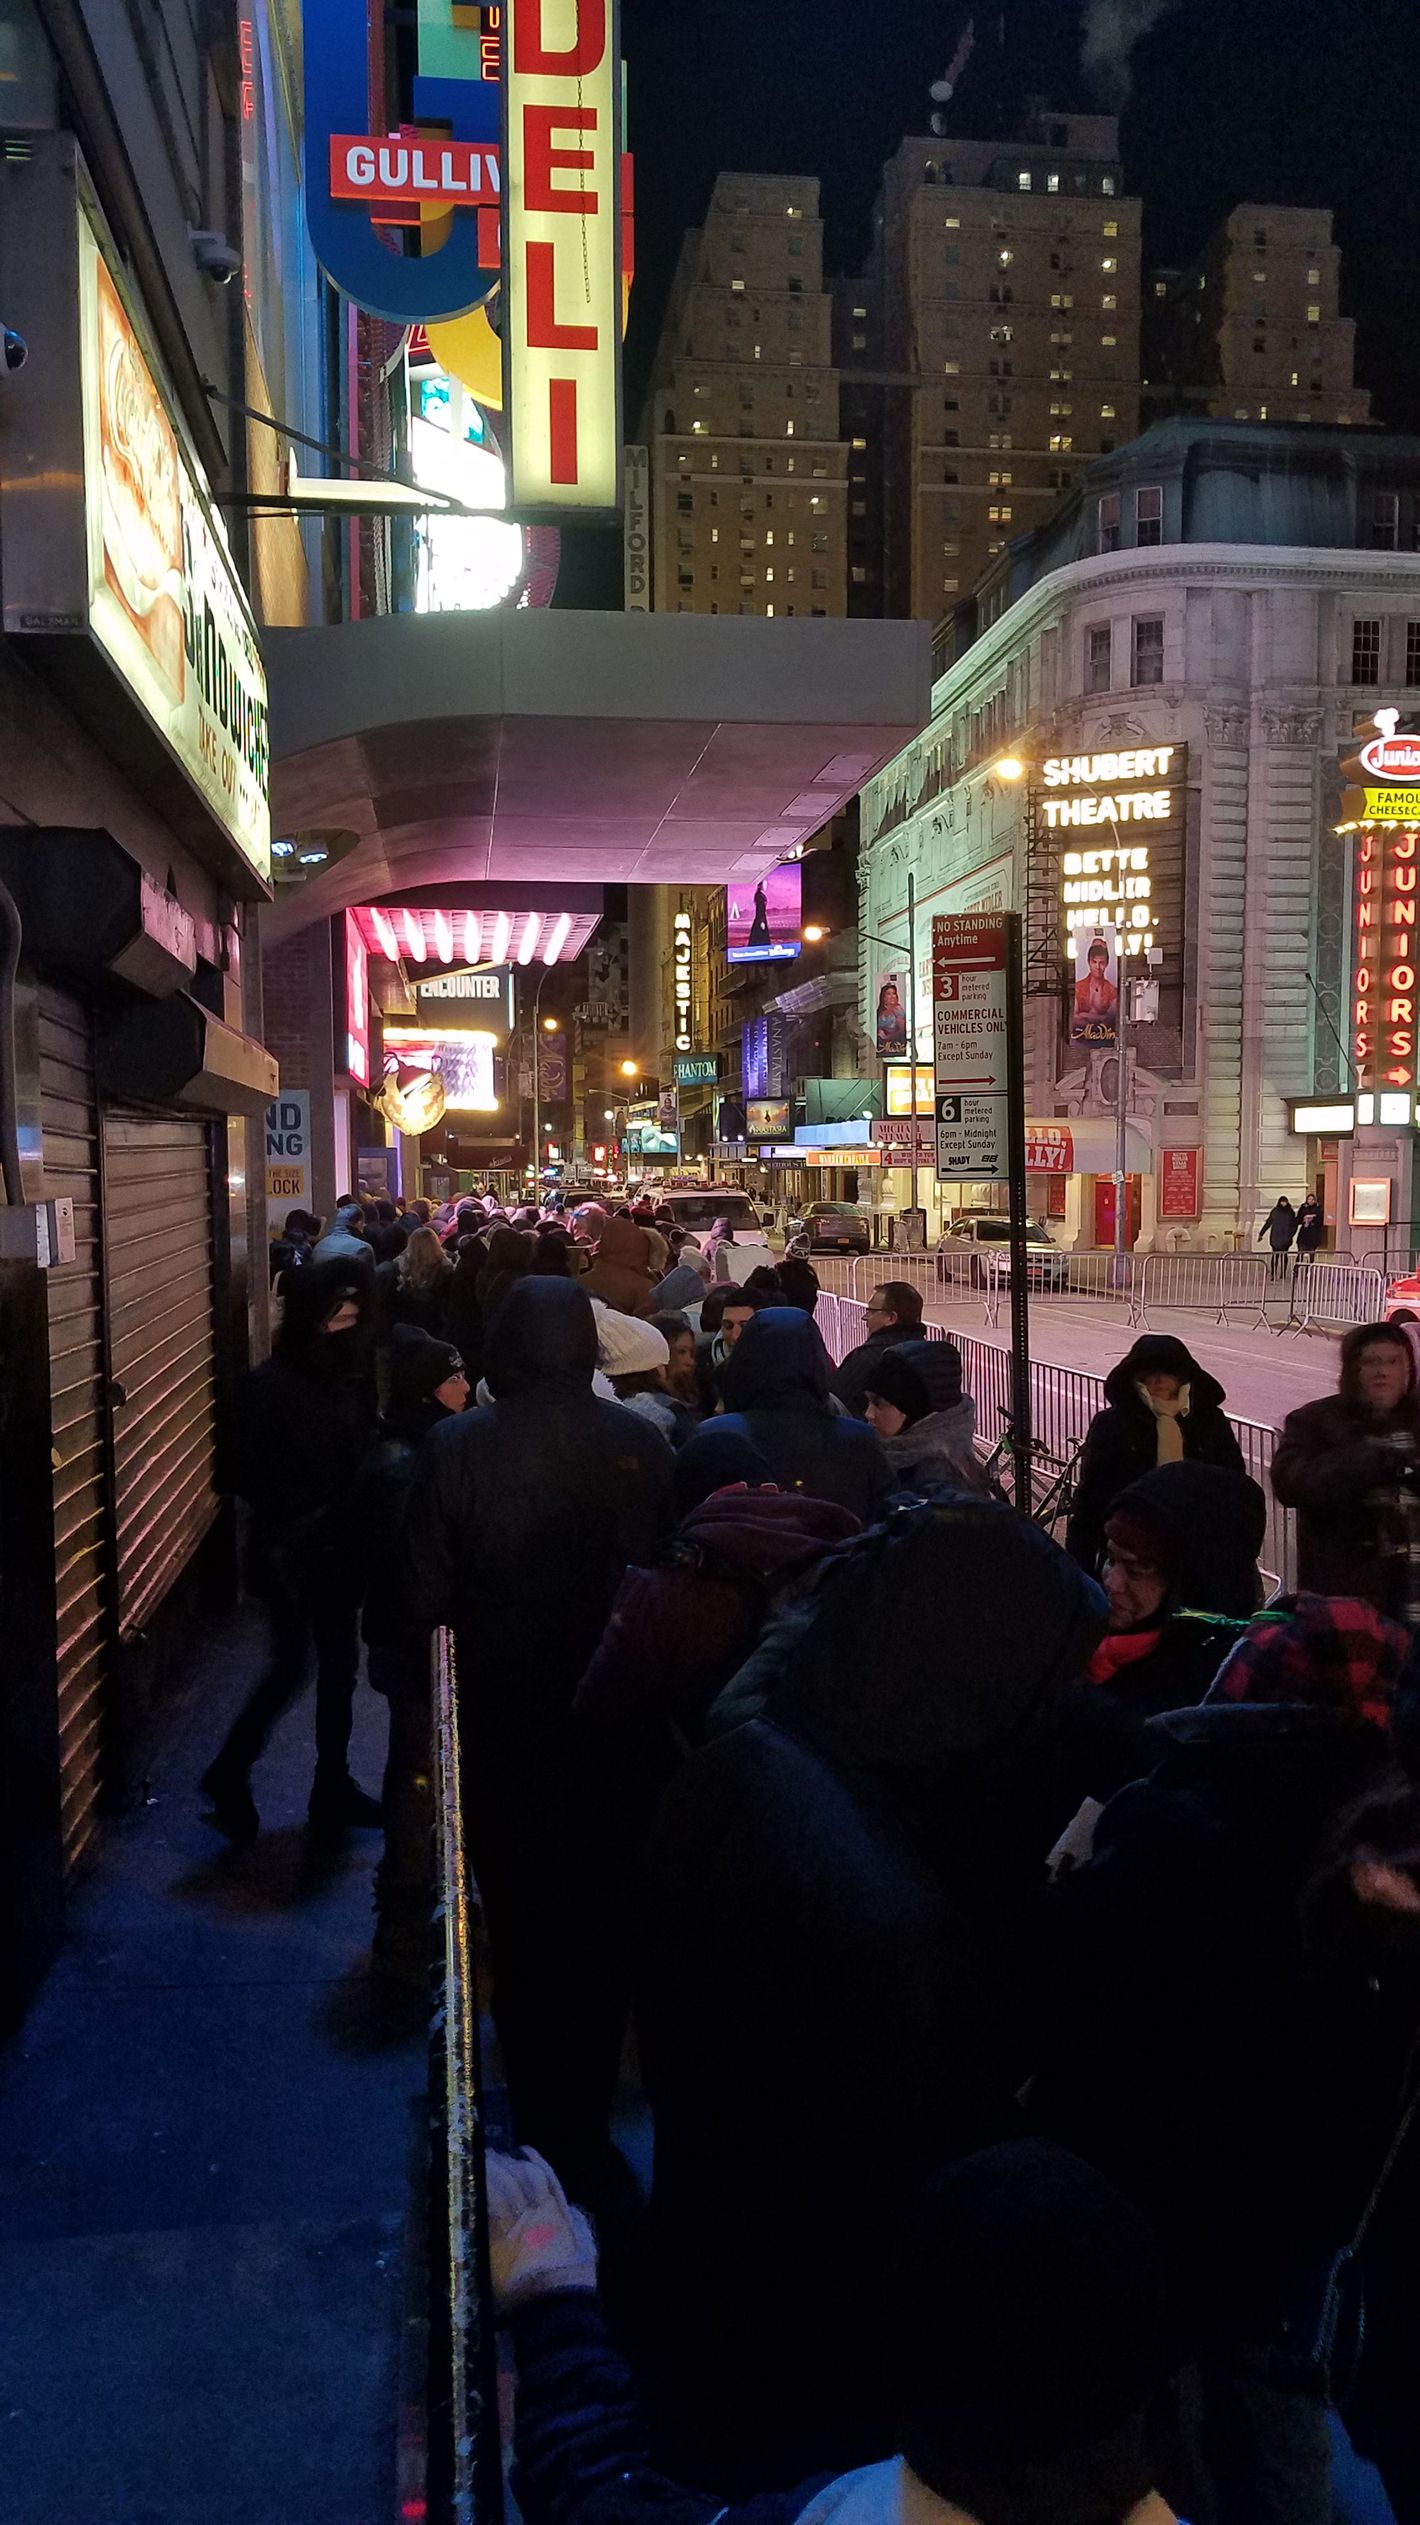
{"left": 1041, "top": 747, "right": 1183, "bottom": 832}
{"left": 502, "top": 0, "right": 624, "bottom": 517}
{"left": 1353, "top": 827, "right": 1419, "bottom": 1094}
{"left": 80, "top": 214, "right": 271, "bottom": 880}
{"left": 1053, "top": 745, "right": 1188, "bottom": 967}
{"left": 673, "top": 910, "right": 693, "bottom": 1051}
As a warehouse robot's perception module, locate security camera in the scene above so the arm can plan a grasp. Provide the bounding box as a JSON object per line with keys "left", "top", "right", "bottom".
{"left": 189, "top": 229, "right": 241, "bottom": 286}
{"left": 2, "top": 325, "right": 27, "bottom": 372}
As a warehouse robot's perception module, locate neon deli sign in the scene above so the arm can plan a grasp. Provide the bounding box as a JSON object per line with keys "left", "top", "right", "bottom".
{"left": 1354, "top": 828, "right": 1419, "bottom": 1090}
{"left": 673, "top": 910, "right": 693, "bottom": 1052}
{"left": 503, "top": 0, "right": 623, "bottom": 516}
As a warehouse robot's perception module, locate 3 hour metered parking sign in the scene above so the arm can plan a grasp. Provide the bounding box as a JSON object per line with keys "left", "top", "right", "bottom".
{"left": 933, "top": 915, "right": 1009, "bottom": 1184}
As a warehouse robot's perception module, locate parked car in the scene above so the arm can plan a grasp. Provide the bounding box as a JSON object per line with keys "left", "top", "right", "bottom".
{"left": 936, "top": 1214, "right": 1069, "bottom": 1290}
{"left": 789, "top": 1199, "right": 871, "bottom": 1255}
{"left": 653, "top": 1188, "right": 765, "bottom": 1240}
{"left": 1384, "top": 1271, "right": 1420, "bottom": 1325}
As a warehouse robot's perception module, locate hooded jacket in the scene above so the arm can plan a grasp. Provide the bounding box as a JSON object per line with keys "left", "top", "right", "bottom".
{"left": 404, "top": 1280, "right": 674, "bottom": 1772}
{"left": 635, "top": 1502, "right": 1142, "bottom": 2487}
{"left": 1022, "top": 1698, "right": 1399, "bottom": 2343}
{"left": 687, "top": 1308, "right": 893, "bottom": 1524}
{"left": 313, "top": 1204, "right": 377, "bottom": 1277}
{"left": 866, "top": 1340, "right": 982, "bottom": 1494}
{"left": 1087, "top": 1460, "right": 1268, "bottom": 1718}
{"left": 580, "top": 1215, "right": 658, "bottom": 1315}
{"left": 1065, "top": 1335, "right": 1245, "bottom": 1574}
{"left": 830, "top": 1311, "right": 926, "bottom": 1419}
{"left": 223, "top": 1259, "right": 377, "bottom": 1594}
{"left": 1271, "top": 1323, "right": 1420, "bottom": 1610}
{"left": 649, "top": 1259, "right": 711, "bottom": 1314}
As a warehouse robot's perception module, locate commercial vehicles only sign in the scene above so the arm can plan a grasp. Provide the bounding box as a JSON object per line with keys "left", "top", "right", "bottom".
{"left": 933, "top": 914, "right": 1009, "bottom": 1183}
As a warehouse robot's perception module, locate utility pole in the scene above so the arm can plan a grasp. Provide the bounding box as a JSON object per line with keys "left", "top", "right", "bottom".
{"left": 1004, "top": 911, "right": 1032, "bottom": 1503}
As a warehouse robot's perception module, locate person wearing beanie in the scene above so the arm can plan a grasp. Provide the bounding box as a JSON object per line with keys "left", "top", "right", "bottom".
{"left": 1273, "top": 1319, "right": 1420, "bottom": 1613}
{"left": 201, "top": 1261, "right": 380, "bottom": 1842}
{"left": 487, "top": 2140, "right": 1178, "bottom": 2525}
{"left": 1066, "top": 1335, "right": 1245, "bottom": 1575}
{"left": 351, "top": 1325, "right": 469, "bottom": 1979}
{"left": 864, "top": 1338, "right": 983, "bottom": 1496}
{"left": 1084, "top": 1461, "right": 1268, "bottom": 1717}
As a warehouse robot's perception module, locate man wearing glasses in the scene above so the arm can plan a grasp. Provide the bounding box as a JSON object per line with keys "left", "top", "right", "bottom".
{"left": 831, "top": 1279, "right": 926, "bottom": 1419}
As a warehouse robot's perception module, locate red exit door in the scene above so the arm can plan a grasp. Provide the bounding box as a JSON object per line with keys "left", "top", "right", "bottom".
{"left": 1094, "top": 1175, "right": 1143, "bottom": 1249}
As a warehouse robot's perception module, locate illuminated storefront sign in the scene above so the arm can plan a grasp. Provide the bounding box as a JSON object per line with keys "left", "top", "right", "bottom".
{"left": 1041, "top": 748, "right": 1181, "bottom": 827}
{"left": 1353, "top": 826, "right": 1418, "bottom": 1093}
{"left": 885, "top": 1065, "right": 935, "bottom": 1118}
{"left": 344, "top": 912, "right": 371, "bottom": 1086}
{"left": 1054, "top": 746, "right": 1188, "bottom": 970}
{"left": 79, "top": 216, "right": 270, "bottom": 880}
{"left": 673, "top": 910, "right": 693, "bottom": 1052}
{"left": 502, "top": 0, "right": 624, "bottom": 515}
{"left": 384, "top": 1027, "right": 499, "bottom": 1114}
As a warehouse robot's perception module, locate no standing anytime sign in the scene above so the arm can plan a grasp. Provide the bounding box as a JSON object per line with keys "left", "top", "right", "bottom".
{"left": 933, "top": 915, "right": 1010, "bottom": 1184}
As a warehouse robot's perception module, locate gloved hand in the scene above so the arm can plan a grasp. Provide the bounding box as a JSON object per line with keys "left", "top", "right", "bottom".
{"left": 486, "top": 2149, "right": 597, "bottom": 2311}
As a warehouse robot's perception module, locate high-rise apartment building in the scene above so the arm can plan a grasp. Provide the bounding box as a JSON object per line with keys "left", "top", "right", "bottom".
{"left": 1144, "top": 204, "right": 1371, "bottom": 428}
{"left": 641, "top": 172, "right": 848, "bottom": 618}
{"left": 845, "top": 112, "right": 1142, "bottom": 621}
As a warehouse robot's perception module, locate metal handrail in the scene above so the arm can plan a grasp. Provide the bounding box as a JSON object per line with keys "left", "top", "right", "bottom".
{"left": 429, "top": 1627, "right": 503, "bottom": 2525}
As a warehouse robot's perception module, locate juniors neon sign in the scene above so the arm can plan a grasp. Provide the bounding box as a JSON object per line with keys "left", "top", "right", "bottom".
{"left": 1354, "top": 827, "right": 1419, "bottom": 1092}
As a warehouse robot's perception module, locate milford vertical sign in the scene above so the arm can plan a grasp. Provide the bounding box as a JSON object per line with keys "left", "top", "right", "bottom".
{"left": 502, "top": 0, "right": 624, "bottom": 517}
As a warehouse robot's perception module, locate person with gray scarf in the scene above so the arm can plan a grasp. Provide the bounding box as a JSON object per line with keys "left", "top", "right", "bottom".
{"left": 864, "top": 1338, "right": 983, "bottom": 1494}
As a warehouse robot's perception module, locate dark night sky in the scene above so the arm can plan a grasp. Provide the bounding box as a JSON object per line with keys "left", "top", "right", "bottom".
{"left": 556, "top": 0, "right": 1420, "bottom": 606}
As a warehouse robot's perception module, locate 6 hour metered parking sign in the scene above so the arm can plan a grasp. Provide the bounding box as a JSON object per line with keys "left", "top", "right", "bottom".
{"left": 933, "top": 915, "right": 1010, "bottom": 1184}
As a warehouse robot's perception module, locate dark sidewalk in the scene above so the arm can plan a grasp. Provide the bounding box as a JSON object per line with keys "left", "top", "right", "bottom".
{"left": 0, "top": 1605, "right": 425, "bottom": 2525}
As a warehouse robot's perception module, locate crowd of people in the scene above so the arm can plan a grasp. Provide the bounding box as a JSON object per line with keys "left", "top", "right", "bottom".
{"left": 214, "top": 1189, "right": 1420, "bottom": 2525}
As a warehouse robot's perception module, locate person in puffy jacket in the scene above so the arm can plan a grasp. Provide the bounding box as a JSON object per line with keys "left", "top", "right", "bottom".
{"left": 352, "top": 1325, "right": 469, "bottom": 1979}
{"left": 1272, "top": 1320, "right": 1420, "bottom": 1613}
{"left": 1066, "top": 1334, "right": 1245, "bottom": 1575}
{"left": 678, "top": 1307, "right": 893, "bottom": 1524}
{"left": 634, "top": 1500, "right": 1142, "bottom": 2488}
{"left": 202, "top": 1260, "right": 379, "bottom": 1841}
{"left": 580, "top": 1214, "right": 658, "bottom": 1315}
{"left": 490, "top": 2139, "right": 1180, "bottom": 2525}
{"left": 1083, "top": 1460, "right": 1268, "bottom": 1718}
{"left": 864, "top": 1337, "right": 983, "bottom": 1495}
{"left": 405, "top": 1280, "right": 673, "bottom": 2193}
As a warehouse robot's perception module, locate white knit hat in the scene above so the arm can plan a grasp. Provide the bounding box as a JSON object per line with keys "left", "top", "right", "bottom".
{"left": 588, "top": 1298, "right": 671, "bottom": 1377}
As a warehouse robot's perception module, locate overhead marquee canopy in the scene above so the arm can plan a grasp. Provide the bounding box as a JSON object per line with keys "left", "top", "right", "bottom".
{"left": 264, "top": 610, "right": 931, "bottom": 945}
{"left": 351, "top": 900, "right": 601, "bottom": 968}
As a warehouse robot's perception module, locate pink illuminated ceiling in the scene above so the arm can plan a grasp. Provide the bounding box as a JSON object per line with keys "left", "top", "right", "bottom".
{"left": 352, "top": 905, "right": 601, "bottom": 968}
{"left": 262, "top": 612, "right": 930, "bottom": 945}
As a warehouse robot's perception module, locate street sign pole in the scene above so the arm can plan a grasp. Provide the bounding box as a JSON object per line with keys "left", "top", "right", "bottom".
{"left": 1004, "top": 911, "right": 1032, "bottom": 1504}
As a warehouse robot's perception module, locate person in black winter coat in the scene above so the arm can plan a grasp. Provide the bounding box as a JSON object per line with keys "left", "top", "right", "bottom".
{"left": 1258, "top": 1194, "right": 1298, "bottom": 1277}
{"left": 1082, "top": 1460, "right": 1268, "bottom": 1719}
{"left": 405, "top": 1279, "right": 674, "bottom": 2192}
{"left": 1294, "top": 1194, "right": 1325, "bottom": 1257}
{"left": 352, "top": 1324, "right": 469, "bottom": 1979}
{"left": 830, "top": 1279, "right": 926, "bottom": 1417}
{"left": 634, "top": 1499, "right": 1144, "bottom": 2490}
{"left": 1019, "top": 1592, "right": 1412, "bottom": 2525}
{"left": 1272, "top": 1319, "right": 1420, "bottom": 1613}
{"left": 1066, "top": 1333, "right": 1246, "bottom": 1575}
{"left": 679, "top": 1306, "right": 893, "bottom": 1523}
{"left": 202, "top": 1259, "right": 380, "bottom": 1841}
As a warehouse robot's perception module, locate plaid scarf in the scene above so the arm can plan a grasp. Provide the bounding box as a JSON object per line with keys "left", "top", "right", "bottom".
{"left": 1213, "top": 1593, "right": 1409, "bottom": 1732}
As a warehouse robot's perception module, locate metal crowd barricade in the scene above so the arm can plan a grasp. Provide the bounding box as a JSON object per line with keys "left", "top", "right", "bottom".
{"left": 1287, "top": 1260, "right": 1388, "bottom": 1336}
{"left": 1129, "top": 1253, "right": 1271, "bottom": 1332}
{"left": 428, "top": 1627, "right": 503, "bottom": 2525}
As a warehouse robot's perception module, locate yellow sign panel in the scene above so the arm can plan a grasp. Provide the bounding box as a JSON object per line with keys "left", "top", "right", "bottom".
{"left": 503, "top": 0, "right": 623, "bottom": 515}
{"left": 1362, "top": 788, "right": 1420, "bottom": 822}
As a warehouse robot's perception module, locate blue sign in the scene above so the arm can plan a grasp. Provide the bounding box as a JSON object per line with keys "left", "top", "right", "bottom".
{"left": 673, "top": 1055, "right": 719, "bottom": 1087}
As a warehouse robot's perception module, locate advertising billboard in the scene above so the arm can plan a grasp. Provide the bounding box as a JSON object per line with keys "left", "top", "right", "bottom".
{"left": 80, "top": 215, "right": 271, "bottom": 881}
{"left": 383, "top": 1027, "right": 499, "bottom": 1114}
{"left": 873, "top": 968, "right": 910, "bottom": 1059}
{"left": 727, "top": 864, "right": 803, "bottom": 966}
{"left": 1070, "top": 925, "right": 1120, "bottom": 1049}
{"left": 746, "top": 1098, "right": 791, "bottom": 1139}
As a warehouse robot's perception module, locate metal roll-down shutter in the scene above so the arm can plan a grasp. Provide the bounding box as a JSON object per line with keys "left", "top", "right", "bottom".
{"left": 100, "top": 1107, "right": 218, "bottom": 1639}
{"left": 37, "top": 983, "right": 110, "bottom": 1873}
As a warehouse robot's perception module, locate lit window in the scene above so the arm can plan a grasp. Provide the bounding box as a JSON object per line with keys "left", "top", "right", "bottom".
{"left": 998, "top": 248, "right": 1014, "bottom": 267}
{"left": 1308, "top": 265, "right": 1320, "bottom": 285}
{"left": 853, "top": 305, "right": 867, "bottom": 318}
{"left": 691, "top": 420, "right": 707, "bottom": 435}
{"left": 1101, "top": 293, "right": 1117, "bottom": 311}
{"left": 944, "top": 214, "right": 960, "bottom": 228}
{"left": 1103, "top": 219, "right": 1119, "bottom": 237}
{"left": 1050, "top": 399, "right": 1073, "bottom": 417}
{"left": 1259, "top": 403, "right": 1268, "bottom": 420}
{"left": 1252, "top": 269, "right": 1266, "bottom": 284}
{"left": 1047, "top": 173, "right": 1060, "bottom": 193}
{"left": 988, "top": 503, "right": 1012, "bottom": 523}
{"left": 1132, "top": 616, "right": 1165, "bottom": 686}
{"left": 989, "top": 469, "right": 1013, "bottom": 487}
{"left": 786, "top": 204, "right": 803, "bottom": 219}
{"left": 731, "top": 277, "right": 745, "bottom": 293}
{"left": 1101, "top": 255, "right": 1118, "bottom": 273}
{"left": 1017, "top": 170, "right": 1032, "bottom": 191}
{"left": 1102, "top": 333, "right": 1117, "bottom": 347}
{"left": 851, "top": 436, "right": 867, "bottom": 450}
{"left": 765, "top": 567, "right": 774, "bottom": 583}
{"left": 1100, "top": 401, "right": 1116, "bottom": 419}
{"left": 786, "top": 420, "right": 795, "bottom": 436}
{"left": 1049, "top": 433, "right": 1073, "bottom": 453}
{"left": 1290, "top": 370, "right": 1300, "bottom": 387}
{"left": 1307, "top": 303, "right": 1321, "bottom": 324}
{"left": 852, "top": 332, "right": 867, "bottom": 351}
{"left": 1102, "top": 175, "right": 1116, "bottom": 194}
{"left": 943, "top": 576, "right": 959, "bottom": 592}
